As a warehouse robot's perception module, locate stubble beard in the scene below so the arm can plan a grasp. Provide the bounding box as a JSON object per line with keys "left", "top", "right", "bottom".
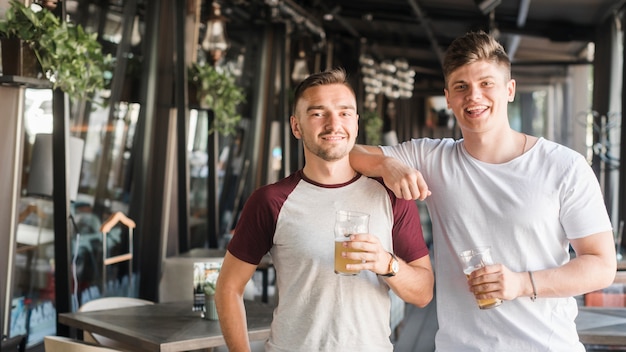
{"left": 302, "top": 138, "right": 350, "bottom": 162}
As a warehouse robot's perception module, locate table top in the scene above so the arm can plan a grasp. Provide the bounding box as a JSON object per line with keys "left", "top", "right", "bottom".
{"left": 178, "top": 248, "right": 273, "bottom": 269}
{"left": 58, "top": 300, "right": 273, "bottom": 352}
{"left": 577, "top": 307, "right": 626, "bottom": 346}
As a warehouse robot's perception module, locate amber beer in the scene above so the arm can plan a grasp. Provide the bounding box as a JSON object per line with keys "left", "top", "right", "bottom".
{"left": 334, "top": 241, "right": 363, "bottom": 275}
{"left": 464, "top": 269, "right": 503, "bottom": 309}
{"left": 334, "top": 210, "right": 369, "bottom": 275}
{"left": 459, "top": 246, "right": 503, "bottom": 309}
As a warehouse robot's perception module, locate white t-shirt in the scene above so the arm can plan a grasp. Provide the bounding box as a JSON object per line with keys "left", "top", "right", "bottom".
{"left": 382, "top": 137, "right": 612, "bottom": 351}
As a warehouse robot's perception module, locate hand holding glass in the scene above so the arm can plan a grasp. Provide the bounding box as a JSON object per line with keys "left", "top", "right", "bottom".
{"left": 334, "top": 210, "right": 369, "bottom": 275}
{"left": 459, "top": 246, "right": 502, "bottom": 309}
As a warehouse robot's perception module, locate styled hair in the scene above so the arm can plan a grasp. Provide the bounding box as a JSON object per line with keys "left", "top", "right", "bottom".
{"left": 442, "top": 31, "right": 511, "bottom": 86}
{"left": 292, "top": 67, "right": 355, "bottom": 114}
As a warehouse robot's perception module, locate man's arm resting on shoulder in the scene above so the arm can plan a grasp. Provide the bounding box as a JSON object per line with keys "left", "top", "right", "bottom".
{"left": 350, "top": 144, "right": 430, "bottom": 201}
{"left": 349, "top": 144, "right": 386, "bottom": 177}
{"left": 215, "top": 251, "right": 259, "bottom": 352}
{"left": 385, "top": 255, "right": 434, "bottom": 307}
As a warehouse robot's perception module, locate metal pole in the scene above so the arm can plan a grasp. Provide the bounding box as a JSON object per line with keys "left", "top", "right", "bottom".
{"left": 175, "top": 0, "right": 190, "bottom": 253}
{"left": 207, "top": 110, "right": 219, "bottom": 248}
{"left": 52, "top": 88, "right": 71, "bottom": 336}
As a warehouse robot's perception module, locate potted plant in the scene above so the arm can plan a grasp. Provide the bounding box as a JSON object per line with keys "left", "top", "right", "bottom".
{"left": 188, "top": 63, "right": 245, "bottom": 136}
{"left": 0, "top": 0, "right": 112, "bottom": 101}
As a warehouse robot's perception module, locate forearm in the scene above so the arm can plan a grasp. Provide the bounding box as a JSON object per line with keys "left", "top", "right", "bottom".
{"left": 386, "top": 257, "right": 434, "bottom": 307}
{"left": 349, "top": 144, "right": 387, "bottom": 177}
{"left": 215, "top": 289, "right": 251, "bottom": 352}
{"left": 514, "top": 231, "right": 616, "bottom": 300}
{"left": 525, "top": 252, "right": 616, "bottom": 299}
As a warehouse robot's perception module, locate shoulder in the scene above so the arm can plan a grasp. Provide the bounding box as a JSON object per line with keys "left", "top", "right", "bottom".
{"left": 381, "top": 138, "right": 460, "bottom": 170}
{"left": 527, "top": 139, "right": 595, "bottom": 188}
{"left": 244, "top": 171, "right": 303, "bottom": 214}
{"left": 383, "top": 137, "right": 457, "bottom": 148}
{"left": 381, "top": 137, "right": 459, "bottom": 156}
{"left": 535, "top": 137, "right": 578, "bottom": 154}
{"left": 229, "top": 172, "right": 306, "bottom": 264}
{"left": 533, "top": 138, "right": 587, "bottom": 166}
{"left": 366, "top": 177, "right": 419, "bottom": 211}
{"left": 252, "top": 170, "right": 302, "bottom": 197}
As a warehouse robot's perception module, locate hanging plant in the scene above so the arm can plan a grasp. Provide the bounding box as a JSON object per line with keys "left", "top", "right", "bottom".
{"left": 361, "top": 109, "right": 383, "bottom": 145}
{"left": 0, "top": 0, "right": 112, "bottom": 101}
{"left": 188, "top": 63, "right": 246, "bottom": 136}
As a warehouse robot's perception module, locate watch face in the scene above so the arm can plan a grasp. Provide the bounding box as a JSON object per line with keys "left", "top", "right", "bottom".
{"left": 392, "top": 260, "right": 399, "bottom": 273}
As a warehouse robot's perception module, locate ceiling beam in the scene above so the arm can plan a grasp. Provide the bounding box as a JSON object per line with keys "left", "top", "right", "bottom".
{"left": 506, "top": 0, "right": 530, "bottom": 59}
{"left": 325, "top": 5, "right": 360, "bottom": 38}
{"left": 266, "top": 0, "right": 327, "bottom": 47}
{"left": 599, "top": 0, "right": 626, "bottom": 22}
{"left": 406, "top": 0, "right": 444, "bottom": 67}
{"left": 497, "top": 19, "right": 595, "bottom": 42}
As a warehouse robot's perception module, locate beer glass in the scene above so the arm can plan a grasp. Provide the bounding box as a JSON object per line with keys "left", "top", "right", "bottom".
{"left": 334, "top": 210, "right": 369, "bottom": 275}
{"left": 459, "top": 246, "right": 502, "bottom": 309}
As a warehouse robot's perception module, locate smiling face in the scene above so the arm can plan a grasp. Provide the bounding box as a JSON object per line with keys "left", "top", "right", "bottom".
{"left": 291, "top": 83, "right": 358, "bottom": 162}
{"left": 444, "top": 60, "right": 515, "bottom": 134}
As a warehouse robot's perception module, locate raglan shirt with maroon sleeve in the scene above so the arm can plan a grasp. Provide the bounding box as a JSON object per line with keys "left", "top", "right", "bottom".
{"left": 227, "top": 170, "right": 428, "bottom": 352}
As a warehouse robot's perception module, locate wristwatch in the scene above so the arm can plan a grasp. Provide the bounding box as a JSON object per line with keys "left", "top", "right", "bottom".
{"left": 382, "top": 252, "right": 399, "bottom": 277}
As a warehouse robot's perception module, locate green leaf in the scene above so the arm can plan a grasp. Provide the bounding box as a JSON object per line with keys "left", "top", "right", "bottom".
{"left": 189, "top": 63, "right": 246, "bottom": 136}
{"left": 0, "top": 0, "right": 109, "bottom": 102}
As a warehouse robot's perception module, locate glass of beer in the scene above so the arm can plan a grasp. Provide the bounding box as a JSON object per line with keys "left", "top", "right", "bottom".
{"left": 334, "top": 210, "right": 369, "bottom": 275}
{"left": 459, "top": 246, "right": 502, "bottom": 309}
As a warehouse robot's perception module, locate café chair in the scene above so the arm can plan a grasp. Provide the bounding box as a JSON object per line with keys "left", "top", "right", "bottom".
{"left": 1, "top": 334, "right": 26, "bottom": 352}
{"left": 78, "top": 297, "right": 154, "bottom": 350}
{"left": 43, "top": 336, "right": 122, "bottom": 352}
{"left": 160, "top": 248, "right": 258, "bottom": 303}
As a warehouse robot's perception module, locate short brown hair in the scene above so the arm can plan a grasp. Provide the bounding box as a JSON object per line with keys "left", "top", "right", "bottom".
{"left": 442, "top": 31, "right": 511, "bottom": 87}
{"left": 292, "top": 67, "right": 355, "bottom": 114}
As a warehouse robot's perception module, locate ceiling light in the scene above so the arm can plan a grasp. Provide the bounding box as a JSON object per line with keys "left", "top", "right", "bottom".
{"left": 202, "top": 1, "right": 230, "bottom": 65}
{"left": 475, "top": 0, "right": 501, "bottom": 15}
{"left": 291, "top": 50, "right": 310, "bottom": 84}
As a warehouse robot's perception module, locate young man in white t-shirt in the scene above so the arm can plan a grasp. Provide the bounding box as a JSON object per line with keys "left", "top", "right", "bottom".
{"left": 350, "top": 31, "right": 616, "bottom": 351}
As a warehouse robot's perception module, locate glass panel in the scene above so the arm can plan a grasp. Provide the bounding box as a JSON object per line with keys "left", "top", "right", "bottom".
{"left": 189, "top": 109, "right": 210, "bottom": 248}
{"left": 10, "top": 88, "right": 140, "bottom": 347}
{"left": 508, "top": 88, "right": 548, "bottom": 137}
{"left": 13, "top": 198, "right": 56, "bottom": 347}
{"left": 12, "top": 88, "right": 56, "bottom": 348}
{"left": 188, "top": 109, "right": 239, "bottom": 249}
{"left": 72, "top": 100, "right": 138, "bottom": 303}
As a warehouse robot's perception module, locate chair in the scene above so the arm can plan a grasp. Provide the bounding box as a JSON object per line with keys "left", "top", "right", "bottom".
{"left": 1, "top": 334, "right": 26, "bottom": 352}
{"left": 43, "top": 336, "right": 122, "bottom": 352}
{"left": 78, "top": 297, "right": 153, "bottom": 349}
{"left": 160, "top": 248, "right": 258, "bottom": 303}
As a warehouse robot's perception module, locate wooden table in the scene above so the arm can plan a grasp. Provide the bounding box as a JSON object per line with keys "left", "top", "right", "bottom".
{"left": 58, "top": 300, "right": 273, "bottom": 352}
{"left": 577, "top": 307, "right": 626, "bottom": 346}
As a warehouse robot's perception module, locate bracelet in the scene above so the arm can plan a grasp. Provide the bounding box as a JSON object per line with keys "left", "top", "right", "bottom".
{"left": 528, "top": 271, "right": 537, "bottom": 302}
